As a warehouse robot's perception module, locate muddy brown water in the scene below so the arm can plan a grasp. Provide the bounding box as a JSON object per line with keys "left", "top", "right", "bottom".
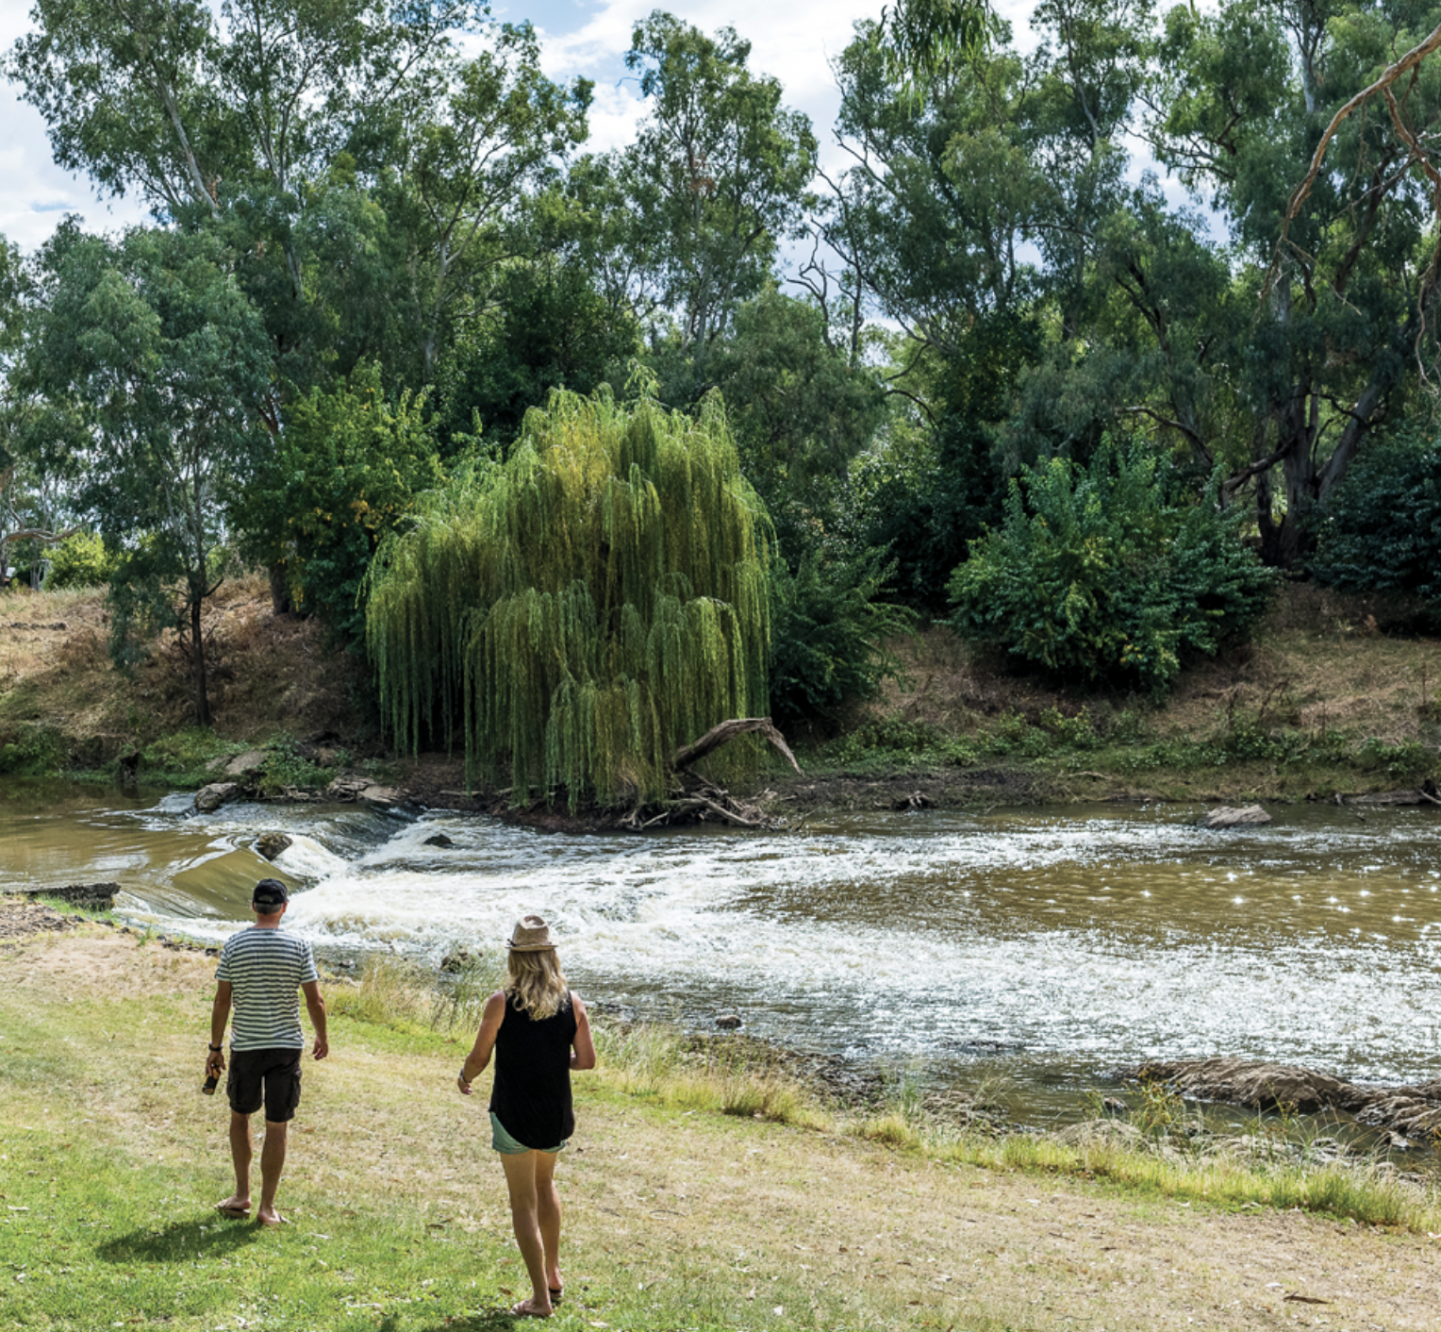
{"left": 4, "top": 780, "right": 1440, "bottom": 1128}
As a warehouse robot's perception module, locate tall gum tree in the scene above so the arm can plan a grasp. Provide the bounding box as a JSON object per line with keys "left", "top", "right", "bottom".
{"left": 1151, "top": 0, "right": 1441, "bottom": 565}
{"left": 5, "top": 1, "right": 588, "bottom": 393}
{"left": 574, "top": 12, "right": 818, "bottom": 385}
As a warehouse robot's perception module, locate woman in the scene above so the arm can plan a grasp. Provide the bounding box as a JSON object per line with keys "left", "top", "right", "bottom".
{"left": 458, "top": 915, "right": 596, "bottom": 1319}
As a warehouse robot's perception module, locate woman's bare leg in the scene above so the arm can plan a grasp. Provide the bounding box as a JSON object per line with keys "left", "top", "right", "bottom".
{"left": 500, "top": 1151, "right": 553, "bottom": 1316}
{"left": 534, "top": 1150, "right": 562, "bottom": 1294}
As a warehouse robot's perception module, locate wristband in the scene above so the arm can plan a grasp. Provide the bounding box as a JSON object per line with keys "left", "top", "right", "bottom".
{"left": 209, "top": 1044, "right": 223, "bottom": 1052}
{"left": 458, "top": 1068, "right": 470, "bottom": 1084}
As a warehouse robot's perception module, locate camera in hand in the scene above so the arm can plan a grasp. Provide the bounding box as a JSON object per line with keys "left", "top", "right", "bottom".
{"left": 202, "top": 1073, "right": 219, "bottom": 1095}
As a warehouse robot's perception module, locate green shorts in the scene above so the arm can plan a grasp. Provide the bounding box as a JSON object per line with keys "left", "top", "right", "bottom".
{"left": 490, "top": 1111, "right": 566, "bottom": 1156}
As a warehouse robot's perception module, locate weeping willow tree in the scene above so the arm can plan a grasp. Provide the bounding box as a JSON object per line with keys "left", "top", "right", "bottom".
{"left": 365, "top": 387, "right": 772, "bottom": 808}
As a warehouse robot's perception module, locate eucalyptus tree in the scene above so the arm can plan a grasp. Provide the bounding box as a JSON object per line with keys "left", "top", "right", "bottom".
{"left": 825, "top": 19, "right": 1044, "bottom": 423}
{"left": 26, "top": 223, "right": 271, "bottom": 724}
{"left": 577, "top": 12, "right": 817, "bottom": 385}
{"left": 0, "top": 236, "right": 83, "bottom": 587}
{"left": 6, "top": 1, "right": 588, "bottom": 391}
{"left": 365, "top": 388, "right": 772, "bottom": 809}
{"left": 1150, "top": 0, "right": 1441, "bottom": 565}
{"left": 707, "top": 291, "right": 888, "bottom": 497}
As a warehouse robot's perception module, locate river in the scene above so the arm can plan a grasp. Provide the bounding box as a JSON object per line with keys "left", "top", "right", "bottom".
{"left": 4, "top": 781, "right": 1439, "bottom": 1124}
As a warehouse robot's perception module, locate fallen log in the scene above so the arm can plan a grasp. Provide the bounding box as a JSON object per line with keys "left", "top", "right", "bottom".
{"left": 670, "top": 717, "right": 801, "bottom": 775}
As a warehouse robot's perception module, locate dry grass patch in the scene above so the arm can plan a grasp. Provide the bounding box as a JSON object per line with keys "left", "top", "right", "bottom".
{"left": 0, "top": 575, "right": 369, "bottom": 765}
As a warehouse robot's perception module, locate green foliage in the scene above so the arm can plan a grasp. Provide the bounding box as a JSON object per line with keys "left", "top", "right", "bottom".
{"left": 366, "top": 387, "right": 772, "bottom": 808}
{"left": 768, "top": 547, "right": 915, "bottom": 731}
{"left": 708, "top": 291, "right": 887, "bottom": 493}
{"left": 602, "top": 13, "right": 818, "bottom": 359}
{"left": 0, "top": 725, "right": 63, "bottom": 777}
{"left": 43, "top": 531, "right": 115, "bottom": 589}
{"left": 822, "top": 717, "right": 979, "bottom": 769}
{"left": 847, "top": 410, "right": 1006, "bottom": 613}
{"left": 437, "top": 254, "right": 639, "bottom": 451}
{"left": 240, "top": 361, "right": 444, "bottom": 646}
{"left": 948, "top": 440, "right": 1275, "bottom": 693}
{"left": 1308, "top": 432, "right": 1441, "bottom": 604}
{"left": 878, "top": 0, "right": 998, "bottom": 93}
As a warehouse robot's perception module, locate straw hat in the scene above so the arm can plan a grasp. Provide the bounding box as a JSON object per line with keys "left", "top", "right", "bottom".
{"left": 507, "top": 914, "right": 558, "bottom": 952}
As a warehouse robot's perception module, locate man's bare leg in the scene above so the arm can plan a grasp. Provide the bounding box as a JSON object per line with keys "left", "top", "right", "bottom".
{"left": 500, "top": 1151, "right": 553, "bottom": 1317}
{"left": 535, "top": 1151, "right": 562, "bottom": 1297}
{"left": 256, "top": 1120, "right": 288, "bottom": 1226}
{"left": 216, "top": 1111, "right": 253, "bottom": 1215}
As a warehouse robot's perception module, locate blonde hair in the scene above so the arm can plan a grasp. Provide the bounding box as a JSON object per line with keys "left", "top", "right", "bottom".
{"left": 505, "top": 948, "right": 570, "bottom": 1021}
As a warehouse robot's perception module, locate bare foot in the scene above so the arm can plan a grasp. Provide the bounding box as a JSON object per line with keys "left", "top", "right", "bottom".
{"left": 255, "top": 1206, "right": 287, "bottom": 1227}
{"left": 215, "top": 1196, "right": 251, "bottom": 1218}
{"left": 511, "top": 1297, "right": 552, "bottom": 1318}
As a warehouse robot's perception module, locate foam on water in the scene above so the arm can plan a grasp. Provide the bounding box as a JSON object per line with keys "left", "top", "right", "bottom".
{"left": 16, "top": 791, "right": 1441, "bottom": 1090}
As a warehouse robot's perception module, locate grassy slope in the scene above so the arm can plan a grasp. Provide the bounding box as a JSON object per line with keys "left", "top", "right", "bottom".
{"left": 1, "top": 576, "right": 1438, "bottom": 801}
{"left": 3, "top": 925, "right": 1441, "bottom": 1332}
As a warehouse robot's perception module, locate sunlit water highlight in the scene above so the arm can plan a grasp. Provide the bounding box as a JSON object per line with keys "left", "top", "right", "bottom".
{"left": 5, "top": 783, "right": 1440, "bottom": 1117}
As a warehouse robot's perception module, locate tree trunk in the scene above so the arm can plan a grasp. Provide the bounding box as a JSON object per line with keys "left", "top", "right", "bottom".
{"left": 191, "top": 596, "right": 212, "bottom": 728}
{"left": 268, "top": 562, "right": 293, "bottom": 615}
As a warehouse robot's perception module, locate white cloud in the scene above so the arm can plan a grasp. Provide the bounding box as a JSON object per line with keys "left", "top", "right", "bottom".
{"left": 0, "top": 11, "right": 152, "bottom": 252}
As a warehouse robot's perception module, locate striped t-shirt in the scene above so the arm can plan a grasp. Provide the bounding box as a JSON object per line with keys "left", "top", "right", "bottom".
{"left": 215, "top": 927, "right": 319, "bottom": 1051}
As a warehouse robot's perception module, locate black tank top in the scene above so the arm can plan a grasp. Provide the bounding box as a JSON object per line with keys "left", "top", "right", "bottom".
{"left": 490, "top": 992, "right": 577, "bottom": 1149}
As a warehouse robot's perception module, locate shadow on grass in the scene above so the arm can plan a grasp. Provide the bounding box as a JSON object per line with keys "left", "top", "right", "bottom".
{"left": 96, "top": 1214, "right": 264, "bottom": 1262}
{"left": 402, "top": 1308, "right": 546, "bottom": 1330}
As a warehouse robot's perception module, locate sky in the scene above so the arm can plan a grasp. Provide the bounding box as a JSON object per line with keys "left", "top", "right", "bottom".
{"left": 0, "top": 0, "right": 1044, "bottom": 255}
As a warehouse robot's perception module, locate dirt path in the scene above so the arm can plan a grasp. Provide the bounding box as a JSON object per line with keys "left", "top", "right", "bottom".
{"left": 3, "top": 924, "right": 1438, "bottom": 1331}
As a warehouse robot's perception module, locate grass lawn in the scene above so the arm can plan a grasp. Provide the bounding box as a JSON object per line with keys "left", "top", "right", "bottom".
{"left": 3, "top": 923, "right": 1440, "bottom": 1331}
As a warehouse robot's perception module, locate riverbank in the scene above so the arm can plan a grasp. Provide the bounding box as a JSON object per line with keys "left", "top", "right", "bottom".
{"left": 1, "top": 577, "right": 1438, "bottom": 812}
{"left": 4, "top": 915, "right": 1441, "bottom": 1331}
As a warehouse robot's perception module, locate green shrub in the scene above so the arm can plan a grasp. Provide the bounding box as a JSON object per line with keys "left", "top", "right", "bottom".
{"left": 43, "top": 531, "right": 116, "bottom": 589}
{"left": 237, "top": 360, "right": 444, "bottom": 647}
{"left": 768, "top": 547, "right": 915, "bottom": 730}
{"left": 1309, "top": 431, "right": 1441, "bottom": 602}
{"left": 947, "top": 440, "right": 1275, "bottom": 694}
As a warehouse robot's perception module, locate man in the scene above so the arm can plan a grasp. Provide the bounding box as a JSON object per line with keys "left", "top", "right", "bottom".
{"left": 207, "top": 878, "right": 328, "bottom": 1227}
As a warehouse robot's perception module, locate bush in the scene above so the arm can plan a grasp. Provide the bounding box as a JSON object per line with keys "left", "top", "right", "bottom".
{"left": 768, "top": 547, "right": 915, "bottom": 731}
{"left": 42, "top": 532, "right": 117, "bottom": 589}
{"left": 947, "top": 440, "right": 1275, "bottom": 694}
{"left": 1309, "top": 432, "right": 1441, "bottom": 602}
{"left": 237, "top": 361, "right": 444, "bottom": 647}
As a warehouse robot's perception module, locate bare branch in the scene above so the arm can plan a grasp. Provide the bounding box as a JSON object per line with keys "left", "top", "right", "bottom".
{"left": 670, "top": 717, "right": 802, "bottom": 775}
{"left": 1266, "top": 20, "right": 1441, "bottom": 299}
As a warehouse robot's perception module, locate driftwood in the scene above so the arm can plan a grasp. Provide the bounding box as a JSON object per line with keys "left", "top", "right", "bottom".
{"left": 671, "top": 717, "right": 801, "bottom": 775}
{"left": 623, "top": 778, "right": 786, "bottom": 832}
{"left": 1116, "top": 1057, "right": 1441, "bottom": 1140}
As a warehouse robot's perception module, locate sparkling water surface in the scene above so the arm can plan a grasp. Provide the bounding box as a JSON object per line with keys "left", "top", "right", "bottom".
{"left": 5, "top": 783, "right": 1439, "bottom": 1115}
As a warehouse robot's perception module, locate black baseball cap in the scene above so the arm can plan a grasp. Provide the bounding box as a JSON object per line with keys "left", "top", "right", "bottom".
{"left": 252, "top": 879, "right": 289, "bottom": 909}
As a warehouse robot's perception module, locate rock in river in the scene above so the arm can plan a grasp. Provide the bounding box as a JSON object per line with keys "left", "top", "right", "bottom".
{"left": 255, "top": 832, "right": 293, "bottom": 861}
{"left": 1198, "top": 804, "right": 1271, "bottom": 829}
{"left": 194, "top": 782, "right": 241, "bottom": 814}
